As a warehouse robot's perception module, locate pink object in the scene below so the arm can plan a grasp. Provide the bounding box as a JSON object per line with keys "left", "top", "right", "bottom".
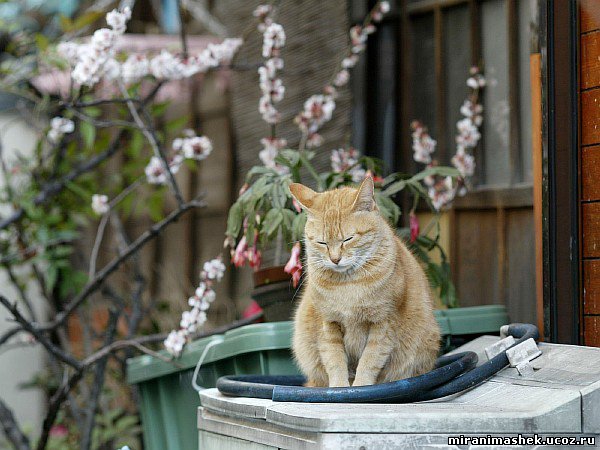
{"left": 49, "top": 424, "right": 68, "bottom": 438}
{"left": 284, "top": 242, "right": 302, "bottom": 288}
{"left": 231, "top": 236, "right": 248, "bottom": 268}
{"left": 242, "top": 300, "right": 264, "bottom": 320}
{"left": 409, "top": 212, "right": 419, "bottom": 243}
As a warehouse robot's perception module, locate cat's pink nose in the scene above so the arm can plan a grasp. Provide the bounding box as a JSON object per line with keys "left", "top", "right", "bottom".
{"left": 330, "top": 256, "right": 341, "bottom": 265}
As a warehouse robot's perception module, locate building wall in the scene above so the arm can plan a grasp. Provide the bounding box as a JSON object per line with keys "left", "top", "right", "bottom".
{"left": 0, "top": 114, "right": 47, "bottom": 446}
{"left": 580, "top": 0, "right": 600, "bottom": 346}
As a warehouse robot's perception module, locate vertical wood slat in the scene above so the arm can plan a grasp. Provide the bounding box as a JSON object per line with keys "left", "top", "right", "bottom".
{"left": 530, "top": 53, "right": 544, "bottom": 338}
{"left": 399, "top": 0, "right": 415, "bottom": 220}
{"left": 434, "top": 6, "right": 447, "bottom": 163}
{"left": 469, "top": 0, "right": 484, "bottom": 184}
{"left": 507, "top": 0, "right": 521, "bottom": 184}
{"left": 496, "top": 207, "right": 507, "bottom": 303}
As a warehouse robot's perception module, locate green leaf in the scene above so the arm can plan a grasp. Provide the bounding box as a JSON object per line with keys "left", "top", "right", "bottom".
{"left": 263, "top": 208, "right": 283, "bottom": 237}
{"left": 34, "top": 34, "right": 49, "bottom": 51}
{"left": 164, "top": 115, "right": 189, "bottom": 133}
{"left": 79, "top": 121, "right": 96, "bottom": 150}
{"left": 270, "top": 183, "right": 287, "bottom": 208}
{"left": 226, "top": 202, "right": 244, "bottom": 238}
{"left": 292, "top": 212, "right": 307, "bottom": 241}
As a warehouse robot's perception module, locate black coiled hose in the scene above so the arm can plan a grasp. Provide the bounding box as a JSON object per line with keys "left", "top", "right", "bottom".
{"left": 216, "top": 323, "right": 538, "bottom": 403}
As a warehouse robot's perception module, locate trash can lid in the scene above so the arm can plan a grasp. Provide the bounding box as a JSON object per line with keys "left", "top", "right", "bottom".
{"left": 127, "top": 322, "right": 294, "bottom": 384}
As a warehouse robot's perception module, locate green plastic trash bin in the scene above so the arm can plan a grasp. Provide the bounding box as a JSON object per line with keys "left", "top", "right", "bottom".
{"left": 127, "top": 305, "right": 508, "bottom": 450}
{"left": 127, "top": 322, "right": 300, "bottom": 450}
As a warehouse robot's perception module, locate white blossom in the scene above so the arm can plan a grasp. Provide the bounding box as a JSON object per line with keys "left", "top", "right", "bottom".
{"left": 296, "top": 94, "right": 336, "bottom": 135}
{"left": 456, "top": 118, "right": 481, "bottom": 148}
{"left": 181, "top": 136, "right": 213, "bottom": 161}
{"left": 258, "top": 138, "right": 288, "bottom": 174}
{"left": 203, "top": 258, "right": 226, "bottom": 281}
{"left": 144, "top": 156, "right": 180, "bottom": 185}
{"left": 342, "top": 55, "right": 359, "bottom": 69}
{"left": 180, "top": 308, "right": 207, "bottom": 333}
{"left": 164, "top": 330, "right": 187, "bottom": 357}
{"left": 121, "top": 54, "right": 149, "bottom": 84}
{"left": 451, "top": 148, "right": 475, "bottom": 178}
{"left": 91, "top": 194, "right": 109, "bottom": 215}
{"left": 47, "top": 117, "right": 74, "bottom": 143}
{"left": 91, "top": 28, "right": 116, "bottom": 52}
{"left": 331, "top": 148, "right": 365, "bottom": 182}
{"left": 262, "top": 23, "right": 286, "bottom": 58}
{"left": 411, "top": 122, "right": 436, "bottom": 164}
{"left": 333, "top": 69, "right": 350, "bottom": 87}
{"left": 57, "top": 42, "right": 81, "bottom": 65}
{"left": 106, "top": 7, "right": 132, "bottom": 34}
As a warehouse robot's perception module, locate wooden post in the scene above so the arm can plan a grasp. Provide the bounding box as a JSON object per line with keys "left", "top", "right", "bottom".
{"left": 531, "top": 53, "right": 544, "bottom": 340}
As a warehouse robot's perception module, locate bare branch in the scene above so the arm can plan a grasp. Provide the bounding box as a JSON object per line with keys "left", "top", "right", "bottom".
{"left": 40, "top": 197, "right": 206, "bottom": 331}
{"left": 36, "top": 370, "right": 84, "bottom": 450}
{"left": 81, "top": 310, "right": 119, "bottom": 450}
{"left": 118, "top": 82, "right": 185, "bottom": 206}
{"left": 0, "top": 296, "right": 83, "bottom": 370}
{"left": 0, "top": 397, "right": 30, "bottom": 450}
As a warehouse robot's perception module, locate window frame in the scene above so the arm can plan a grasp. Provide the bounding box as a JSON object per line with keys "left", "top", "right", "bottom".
{"left": 397, "top": 0, "right": 533, "bottom": 209}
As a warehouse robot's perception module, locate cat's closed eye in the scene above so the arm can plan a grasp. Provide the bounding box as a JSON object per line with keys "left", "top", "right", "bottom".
{"left": 343, "top": 236, "right": 354, "bottom": 242}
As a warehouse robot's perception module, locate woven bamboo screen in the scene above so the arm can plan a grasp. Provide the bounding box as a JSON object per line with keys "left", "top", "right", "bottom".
{"left": 214, "top": 0, "right": 353, "bottom": 185}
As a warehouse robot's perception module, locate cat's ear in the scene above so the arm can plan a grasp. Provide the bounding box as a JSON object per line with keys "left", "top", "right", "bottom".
{"left": 352, "top": 176, "right": 376, "bottom": 212}
{"left": 289, "top": 183, "right": 317, "bottom": 213}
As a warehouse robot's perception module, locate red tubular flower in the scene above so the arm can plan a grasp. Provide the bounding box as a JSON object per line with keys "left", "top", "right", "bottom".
{"left": 232, "top": 236, "right": 248, "bottom": 267}
{"left": 292, "top": 197, "right": 302, "bottom": 213}
{"left": 247, "top": 246, "right": 262, "bottom": 271}
{"left": 409, "top": 212, "right": 419, "bottom": 243}
{"left": 284, "top": 242, "right": 302, "bottom": 288}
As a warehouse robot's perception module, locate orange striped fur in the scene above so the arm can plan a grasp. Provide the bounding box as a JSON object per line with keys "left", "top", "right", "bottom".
{"left": 289, "top": 176, "right": 440, "bottom": 387}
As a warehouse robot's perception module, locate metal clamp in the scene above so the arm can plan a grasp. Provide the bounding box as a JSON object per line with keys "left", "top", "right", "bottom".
{"left": 505, "top": 338, "right": 542, "bottom": 377}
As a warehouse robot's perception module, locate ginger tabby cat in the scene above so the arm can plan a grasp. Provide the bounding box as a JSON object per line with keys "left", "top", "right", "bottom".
{"left": 289, "top": 176, "right": 440, "bottom": 387}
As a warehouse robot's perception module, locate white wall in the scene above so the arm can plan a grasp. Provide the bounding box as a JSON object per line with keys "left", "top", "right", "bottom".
{"left": 0, "top": 113, "right": 47, "bottom": 446}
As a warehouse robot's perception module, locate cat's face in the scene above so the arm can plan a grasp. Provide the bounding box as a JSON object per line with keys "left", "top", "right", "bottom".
{"left": 289, "top": 177, "right": 381, "bottom": 274}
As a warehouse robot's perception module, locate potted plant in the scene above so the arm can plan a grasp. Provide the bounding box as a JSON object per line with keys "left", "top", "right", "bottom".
{"left": 222, "top": 1, "right": 471, "bottom": 321}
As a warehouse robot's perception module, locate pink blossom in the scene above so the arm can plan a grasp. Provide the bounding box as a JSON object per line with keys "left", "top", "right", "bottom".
{"left": 451, "top": 148, "right": 475, "bottom": 178}
{"left": 284, "top": 242, "right": 303, "bottom": 288}
{"left": 409, "top": 212, "right": 419, "bottom": 243}
{"left": 181, "top": 136, "right": 213, "bottom": 161}
{"left": 333, "top": 69, "right": 350, "bottom": 87}
{"left": 292, "top": 198, "right": 302, "bottom": 213}
{"left": 232, "top": 236, "right": 248, "bottom": 267}
{"left": 262, "top": 23, "right": 286, "bottom": 58}
{"left": 242, "top": 300, "right": 264, "bottom": 319}
{"left": 247, "top": 245, "right": 262, "bottom": 270}
{"left": 49, "top": 424, "right": 68, "bottom": 439}
{"left": 342, "top": 55, "right": 359, "bottom": 69}
{"left": 331, "top": 148, "right": 365, "bottom": 182}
